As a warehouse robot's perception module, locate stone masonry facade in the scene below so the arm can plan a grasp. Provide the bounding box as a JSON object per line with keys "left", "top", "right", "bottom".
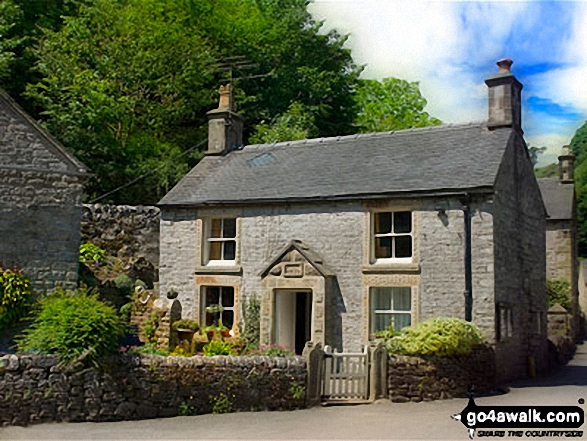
{"left": 493, "top": 135, "right": 548, "bottom": 381}
{"left": 0, "top": 91, "right": 86, "bottom": 293}
{"left": 159, "top": 186, "right": 542, "bottom": 378}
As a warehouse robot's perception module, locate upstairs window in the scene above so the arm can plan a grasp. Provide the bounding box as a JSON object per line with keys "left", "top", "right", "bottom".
{"left": 374, "top": 211, "right": 412, "bottom": 261}
{"left": 205, "top": 218, "right": 236, "bottom": 264}
{"left": 370, "top": 287, "right": 412, "bottom": 335}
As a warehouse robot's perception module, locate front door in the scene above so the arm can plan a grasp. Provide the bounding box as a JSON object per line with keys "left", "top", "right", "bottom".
{"left": 274, "top": 290, "right": 312, "bottom": 354}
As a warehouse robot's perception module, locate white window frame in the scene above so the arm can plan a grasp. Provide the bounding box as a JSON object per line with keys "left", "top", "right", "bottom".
{"left": 370, "top": 286, "right": 412, "bottom": 336}
{"left": 201, "top": 286, "right": 235, "bottom": 329}
{"left": 372, "top": 211, "right": 413, "bottom": 264}
{"left": 203, "top": 217, "right": 237, "bottom": 266}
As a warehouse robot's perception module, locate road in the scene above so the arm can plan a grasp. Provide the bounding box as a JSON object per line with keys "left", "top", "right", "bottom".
{"left": 2, "top": 345, "right": 586, "bottom": 441}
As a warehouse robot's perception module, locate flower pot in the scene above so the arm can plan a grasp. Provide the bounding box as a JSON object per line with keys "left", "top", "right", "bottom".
{"left": 176, "top": 328, "right": 195, "bottom": 344}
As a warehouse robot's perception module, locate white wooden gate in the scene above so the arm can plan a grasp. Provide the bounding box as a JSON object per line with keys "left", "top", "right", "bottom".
{"left": 322, "top": 345, "right": 369, "bottom": 403}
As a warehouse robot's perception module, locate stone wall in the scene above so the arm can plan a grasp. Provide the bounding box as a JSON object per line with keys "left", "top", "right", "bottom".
{"left": 0, "top": 92, "right": 86, "bottom": 293}
{"left": 387, "top": 346, "right": 495, "bottom": 402}
{"left": 81, "top": 204, "right": 160, "bottom": 283}
{"left": 492, "top": 135, "right": 548, "bottom": 382}
{"left": 0, "top": 169, "right": 84, "bottom": 293}
{"left": 0, "top": 353, "right": 306, "bottom": 426}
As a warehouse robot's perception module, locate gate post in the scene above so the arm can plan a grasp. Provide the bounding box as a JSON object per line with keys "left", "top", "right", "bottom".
{"left": 368, "top": 341, "right": 388, "bottom": 401}
{"left": 302, "top": 341, "right": 324, "bottom": 407}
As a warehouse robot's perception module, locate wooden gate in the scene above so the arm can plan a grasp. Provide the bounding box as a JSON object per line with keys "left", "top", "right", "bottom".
{"left": 322, "top": 345, "right": 369, "bottom": 403}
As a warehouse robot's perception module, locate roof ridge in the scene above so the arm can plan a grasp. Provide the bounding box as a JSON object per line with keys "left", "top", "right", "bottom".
{"left": 243, "top": 121, "right": 486, "bottom": 151}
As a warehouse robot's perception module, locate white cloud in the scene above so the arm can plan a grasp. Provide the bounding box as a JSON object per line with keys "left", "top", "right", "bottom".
{"left": 309, "top": 1, "right": 587, "bottom": 140}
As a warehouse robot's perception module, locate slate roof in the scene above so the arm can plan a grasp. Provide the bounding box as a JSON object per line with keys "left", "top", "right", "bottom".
{"left": 159, "top": 123, "right": 513, "bottom": 206}
{"left": 537, "top": 178, "right": 575, "bottom": 220}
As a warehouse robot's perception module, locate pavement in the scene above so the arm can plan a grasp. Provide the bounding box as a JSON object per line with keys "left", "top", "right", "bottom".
{"left": 1, "top": 344, "right": 586, "bottom": 441}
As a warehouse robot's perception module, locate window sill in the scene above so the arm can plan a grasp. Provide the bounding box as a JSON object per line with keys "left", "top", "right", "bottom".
{"left": 361, "top": 263, "right": 420, "bottom": 274}
{"left": 195, "top": 265, "right": 242, "bottom": 275}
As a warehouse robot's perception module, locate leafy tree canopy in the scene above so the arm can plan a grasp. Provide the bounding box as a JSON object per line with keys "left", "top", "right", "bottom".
{"left": 353, "top": 77, "right": 441, "bottom": 133}
{"left": 23, "top": 0, "right": 361, "bottom": 204}
{"left": 570, "top": 121, "right": 587, "bottom": 256}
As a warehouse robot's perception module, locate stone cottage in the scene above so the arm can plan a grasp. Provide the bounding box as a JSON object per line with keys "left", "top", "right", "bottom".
{"left": 158, "top": 60, "right": 548, "bottom": 382}
{"left": 537, "top": 147, "right": 579, "bottom": 338}
{"left": 0, "top": 89, "right": 87, "bottom": 292}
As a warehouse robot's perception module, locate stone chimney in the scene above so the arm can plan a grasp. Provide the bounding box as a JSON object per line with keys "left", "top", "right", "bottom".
{"left": 559, "top": 145, "right": 575, "bottom": 183}
{"left": 206, "top": 84, "right": 243, "bottom": 155}
{"left": 485, "top": 59, "right": 523, "bottom": 132}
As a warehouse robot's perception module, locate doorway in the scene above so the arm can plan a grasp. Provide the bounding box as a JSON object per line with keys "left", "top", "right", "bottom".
{"left": 274, "top": 290, "right": 312, "bottom": 354}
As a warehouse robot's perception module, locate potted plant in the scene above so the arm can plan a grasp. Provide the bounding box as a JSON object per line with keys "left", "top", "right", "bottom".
{"left": 172, "top": 319, "right": 200, "bottom": 345}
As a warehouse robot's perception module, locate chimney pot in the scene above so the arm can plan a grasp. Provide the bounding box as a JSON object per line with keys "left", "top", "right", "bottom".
{"left": 497, "top": 58, "right": 513, "bottom": 73}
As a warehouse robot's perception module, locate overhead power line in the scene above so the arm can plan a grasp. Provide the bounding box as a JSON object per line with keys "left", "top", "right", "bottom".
{"left": 89, "top": 138, "right": 207, "bottom": 204}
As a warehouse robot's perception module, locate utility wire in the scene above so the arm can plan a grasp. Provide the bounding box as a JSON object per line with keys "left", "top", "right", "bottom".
{"left": 89, "top": 138, "right": 208, "bottom": 204}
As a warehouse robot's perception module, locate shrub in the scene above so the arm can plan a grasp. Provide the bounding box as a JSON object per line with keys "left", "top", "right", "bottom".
{"left": 241, "top": 294, "right": 261, "bottom": 347}
{"left": 172, "top": 319, "right": 200, "bottom": 332}
{"left": 547, "top": 279, "right": 571, "bottom": 310}
{"left": 0, "top": 266, "right": 32, "bottom": 331}
{"left": 374, "top": 324, "right": 400, "bottom": 341}
{"left": 119, "top": 302, "right": 132, "bottom": 325}
{"left": 202, "top": 340, "right": 236, "bottom": 356}
{"left": 79, "top": 242, "right": 106, "bottom": 265}
{"left": 386, "top": 317, "right": 485, "bottom": 357}
{"left": 18, "top": 288, "right": 123, "bottom": 363}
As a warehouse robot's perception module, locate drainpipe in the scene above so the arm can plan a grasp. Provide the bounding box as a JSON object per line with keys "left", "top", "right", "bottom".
{"left": 462, "top": 194, "right": 473, "bottom": 322}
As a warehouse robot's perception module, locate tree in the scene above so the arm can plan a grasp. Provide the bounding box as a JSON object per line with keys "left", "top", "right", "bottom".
{"left": 0, "top": 0, "right": 22, "bottom": 82}
{"left": 353, "top": 77, "right": 441, "bottom": 133}
{"left": 528, "top": 145, "right": 546, "bottom": 167}
{"left": 26, "top": 0, "right": 217, "bottom": 204}
{"left": 570, "top": 121, "right": 587, "bottom": 256}
{"left": 249, "top": 102, "right": 318, "bottom": 144}
{"left": 25, "top": 0, "right": 361, "bottom": 204}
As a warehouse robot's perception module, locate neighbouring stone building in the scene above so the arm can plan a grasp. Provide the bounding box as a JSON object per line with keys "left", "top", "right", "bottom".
{"left": 0, "top": 89, "right": 87, "bottom": 292}
{"left": 538, "top": 148, "right": 579, "bottom": 338}
{"left": 158, "top": 60, "right": 548, "bottom": 382}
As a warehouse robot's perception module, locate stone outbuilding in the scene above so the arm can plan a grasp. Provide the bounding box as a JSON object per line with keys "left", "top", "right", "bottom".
{"left": 158, "top": 60, "right": 548, "bottom": 382}
{"left": 0, "top": 90, "right": 87, "bottom": 292}
{"left": 538, "top": 147, "right": 579, "bottom": 338}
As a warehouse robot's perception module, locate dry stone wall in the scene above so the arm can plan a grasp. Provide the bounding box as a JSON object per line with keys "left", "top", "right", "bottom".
{"left": 0, "top": 353, "right": 306, "bottom": 426}
{"left": 81, "top": 204, "right": 160, "bottom": 284}
{"left": 387, "top": 346, "right": 495, "bottom": 402}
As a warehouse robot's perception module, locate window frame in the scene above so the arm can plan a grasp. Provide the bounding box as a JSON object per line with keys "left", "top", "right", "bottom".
{"left": 371, "top": 211, "right": 413, "bottom": 264}
{"left": 496, "top": 303, "right": 514, "bottom": 341}
{"left": 369, "top": 286, "right": 413, "bottom": 336}
{"left": 201, "top": 286, "right": 235, "bottom": 329}
{"left": 203, "top": 217, "right": 238, "bottom": 266}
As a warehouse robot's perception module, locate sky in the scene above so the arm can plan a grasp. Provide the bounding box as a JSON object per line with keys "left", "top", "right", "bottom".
{"left": 309, "top": 0, "right": 587, "bottom": 166}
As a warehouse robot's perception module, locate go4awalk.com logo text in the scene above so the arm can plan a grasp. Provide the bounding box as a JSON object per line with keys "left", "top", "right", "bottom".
{"left": 451, "top": 396, "right": 584, "bottom": 439}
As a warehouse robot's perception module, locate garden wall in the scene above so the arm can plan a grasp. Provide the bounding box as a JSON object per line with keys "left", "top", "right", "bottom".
{"left": 81, "top": 204, "right": 160, "bottom": 285}
{"left": 0, "top": 353, "right": 306, "bottom": 426}
{"left": 387, "top": 346, "right": 495, "bottom": 402}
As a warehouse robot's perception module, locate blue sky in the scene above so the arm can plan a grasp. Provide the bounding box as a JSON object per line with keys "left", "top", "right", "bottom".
{"left": 310, "top": 0, "right": 587, "bottom": 166}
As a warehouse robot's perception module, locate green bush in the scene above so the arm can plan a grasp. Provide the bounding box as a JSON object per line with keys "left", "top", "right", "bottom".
{"left": 202, "top": 340, "right": 236, "bottom": 356}
{"left": 241, "top": 294, "right": 261, "bottom": 347}
{"left": 386, "top": 317, "right": 485, "bottom": 357}
{"left": 79, "top": 242, "right": 106, "bottom": 265}
{"left": 547, "top": 279, "right": 571, "bottom": 310}
{"left": 0, "top": 266, "right": 32, "bottom": 331}
{"left": 18, "top": 288, "right": 123, "bottom": 362}
{"left": 172, "top": 319, "right": 200, "bottom": 332}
